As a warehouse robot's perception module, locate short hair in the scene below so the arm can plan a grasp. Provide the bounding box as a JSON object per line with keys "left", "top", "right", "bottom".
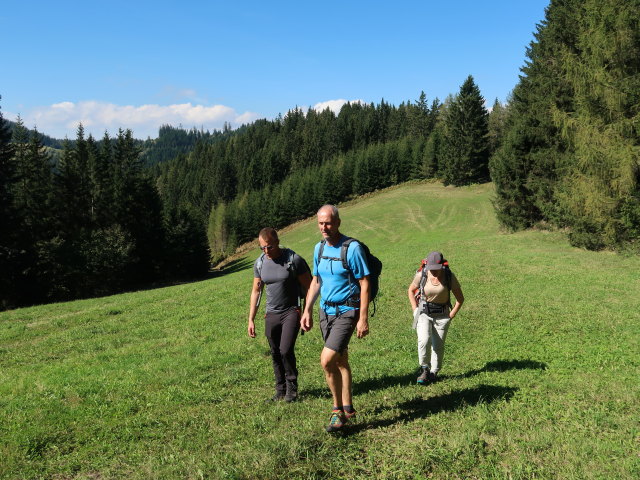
{"left": 258, "top": 227, "right": 278, "bottom": 242}
{"left": 317, "top": 204, "right": 340, "bottom": 220}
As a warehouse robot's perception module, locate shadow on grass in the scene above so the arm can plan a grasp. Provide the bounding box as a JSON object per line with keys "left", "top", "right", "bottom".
{"left": 301, "top": 373, "right": 412, "bottom": 399}
{"left": 301, "top": 358, "right": 546, "bottom": 399}
{"left": 211, "top": 257, "right": 253, "bottom": 277}
{"left": 343, "top": 384, "right": 518, "bottom": 435}
{"left": 444, "top": 359, "right": 548, "bottom": 381}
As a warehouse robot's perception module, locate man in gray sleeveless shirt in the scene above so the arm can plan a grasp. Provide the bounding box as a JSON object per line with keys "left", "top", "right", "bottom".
{"left": 248, "top": 228, "right": 312, "bottom": 402}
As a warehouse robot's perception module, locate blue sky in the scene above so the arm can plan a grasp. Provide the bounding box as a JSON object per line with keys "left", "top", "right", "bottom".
{"left": 2, "top": 1, "right": 549, "bottom": 139}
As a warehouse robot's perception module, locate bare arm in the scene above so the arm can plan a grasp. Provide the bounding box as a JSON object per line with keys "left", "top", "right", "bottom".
{"left": 408, "top": 279, "right": 419, "bottom": 312}
{"left": 247, "top": 277, "right": 263, "bottom": 338}
{"left": 297, "top": 271, "right": 312, "bottom": 299}
{"left": 356, "top": 275, "right": 370, "bottom": 338}
{"left": 449, "top": 284, "right": 464, "bottom": 319}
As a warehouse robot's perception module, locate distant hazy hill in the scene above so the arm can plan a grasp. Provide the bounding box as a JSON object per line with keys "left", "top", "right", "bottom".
{"left": 5, "top": 120, "right": 236, "bottom": 167}
{"left": 5, "top": 119, "right": 66, "bottom": 149}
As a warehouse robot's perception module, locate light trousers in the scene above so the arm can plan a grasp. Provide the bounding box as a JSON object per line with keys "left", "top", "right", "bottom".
{"left": 416, "top": 311, "right": 452, "bottom": 373}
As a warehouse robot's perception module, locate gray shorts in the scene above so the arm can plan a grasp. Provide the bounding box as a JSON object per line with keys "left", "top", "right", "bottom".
{"left": 319, "top": 309, "right": 358, "bottom": 354}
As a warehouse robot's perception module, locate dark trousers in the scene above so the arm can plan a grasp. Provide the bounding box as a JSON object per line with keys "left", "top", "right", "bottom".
{"left": 265, "top": 308, "right": 300, "bottom": 393}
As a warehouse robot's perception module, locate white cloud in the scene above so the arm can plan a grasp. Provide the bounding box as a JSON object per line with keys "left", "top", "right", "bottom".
{"left": 312, "top": 99, "right": 364, "bottom": 114}
{"left": 11, "top": 101, "right": 261, "bottom": 139}
{"left": 282, "top": 99, "right": 365, "bottom": 117}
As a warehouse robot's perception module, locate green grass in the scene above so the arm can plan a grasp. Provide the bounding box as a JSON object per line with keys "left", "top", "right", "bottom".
{"left": 1, "top": 181, "right": 639, "bottom": 479}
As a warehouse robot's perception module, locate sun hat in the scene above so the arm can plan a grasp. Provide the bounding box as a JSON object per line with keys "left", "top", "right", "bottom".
{"left": 425, "top": 251, "right": 445, "bottom": 270}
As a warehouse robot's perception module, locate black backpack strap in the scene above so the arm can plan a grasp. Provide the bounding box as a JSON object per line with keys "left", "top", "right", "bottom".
{"left": 255, "top": 253, "right": 266, "bottom": 308}
{"left": 315, "top": 241, "right": 326, "bottom": 285}
{"left": 339, "top": 237, "right": 362, "bottom": 305}
{"left": 317, "top": 241, "right": 326, "bottom": 267}
{"left": 284, "top": 248, "right": 304, "bottom": 309}
{"left": 418, "top": 265, "right": 427, "bottom": 303}
{"left": 284, "top": 248, "right": 296, "bottom": 275}
{"left": 340, "top": 237, "right": 354, "bottom": 270}
{"left": 445, "top": 267, "right": 452, "bottom": 308}
{"left": 256, "top": 253, "right": 266, "bottom": 279}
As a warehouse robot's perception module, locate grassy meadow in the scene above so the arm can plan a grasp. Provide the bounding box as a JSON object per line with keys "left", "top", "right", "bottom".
{"left": 1, "top": 181, "right": 639, "bottom": 479}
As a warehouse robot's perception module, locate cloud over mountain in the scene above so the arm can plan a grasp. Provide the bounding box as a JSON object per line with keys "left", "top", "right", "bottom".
{"left": 11, "top": 101, "right": 260, "bottom": 139}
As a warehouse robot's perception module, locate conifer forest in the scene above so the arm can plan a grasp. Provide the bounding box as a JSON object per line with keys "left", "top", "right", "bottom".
{"left": 1, "top": 0, "right": 638, "bottom": 310}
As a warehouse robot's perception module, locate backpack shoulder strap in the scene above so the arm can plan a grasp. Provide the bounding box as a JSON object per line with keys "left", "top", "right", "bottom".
{"left": 286, "top": 248, "right": 299, "bottom": 279}
{"left": 316, "top": 240, "right": 326, "bottom": 266}
{"left": 255, "top": 253, "right": 266, "bottom": 309}
{"left": 340, "top": 237, "right": 354, "bottom": 270}
{"left": 446, "top": 267, "right": 452, "bottom": 307}
{"left": 418, "top": 265, "right": 428, "bottom": 302}
{"left": 256, "top": 253, "right": 266, "bottom": 279}
{"left": 315, "top": 241, "right": 325, "bottom": 285}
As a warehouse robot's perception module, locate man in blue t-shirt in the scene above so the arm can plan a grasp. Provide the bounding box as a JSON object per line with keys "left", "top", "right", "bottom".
{"left": 301, "top": 204, "right": 370, "bottom": 433}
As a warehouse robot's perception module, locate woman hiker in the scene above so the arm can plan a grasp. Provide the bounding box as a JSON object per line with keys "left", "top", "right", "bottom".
{"left": 407, "top": 251, "right": 464, "bottom": 384}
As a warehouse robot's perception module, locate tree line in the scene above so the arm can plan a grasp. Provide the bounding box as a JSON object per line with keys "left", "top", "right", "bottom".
{"left": 158, "top": 77, "right": 494, "bottom": 263}
{"left": 2, "top": 75, "right": 494, "bottom": 308}
{"left": 0, "top": 110, "right": 209, "bottom": 310}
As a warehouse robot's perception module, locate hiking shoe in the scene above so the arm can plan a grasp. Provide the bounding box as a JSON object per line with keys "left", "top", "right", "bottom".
{"left": 417, "top": 367, "right": 430, "bottom": 385}
{"left": 266, "top": 392, "right": 285, "bottom": 402}
{"left": 285, "top": 381, "right": 298, "bottom": 403}
{"left": 344, "top": 408, "right": 357, "bottom": 420}
{"left": 429, "top": 371, "right": 438, "bottom": 383}
{"left": 325, "top": 410, "right": 348, "bottom": 433}
{"left": 284, "top": 391, "right": 298, "bottom": 403}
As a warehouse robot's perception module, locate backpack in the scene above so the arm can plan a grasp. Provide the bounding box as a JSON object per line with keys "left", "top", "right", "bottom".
{"left": 413, "top": 256, "right": 452, "bottom": 308}
{"left": 255, "top": 248, "right": 302, "bottom": 309}
{"left": 316, "top": 237, "right": 382, "bottom": 316}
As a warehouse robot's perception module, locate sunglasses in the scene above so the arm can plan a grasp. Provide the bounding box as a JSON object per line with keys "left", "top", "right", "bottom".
{"left": 260, "top": 245, "right": 275, "bottom": 251}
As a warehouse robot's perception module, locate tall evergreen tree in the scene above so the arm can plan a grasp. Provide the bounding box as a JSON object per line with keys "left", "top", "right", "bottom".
{"left": 0, "top": 101, "right": 17, "bottom": 308}
{"left": 490, "top": 0, "right": 578, "bottom": 230}
{"left": 8, "top": 120, "right": 60, "bottom": 303}
{"left": 440, "top": 75, "right": 490, "bottom": 186}
{"left": 487, "top": 98, "right": 509, "bottom": 157}
{"left": 409, "top": 91, "right": 431, "bottom": 138}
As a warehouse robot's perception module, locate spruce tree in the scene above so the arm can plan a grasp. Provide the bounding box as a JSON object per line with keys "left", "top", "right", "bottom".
{"left": 440, "top": 75, "right": 490, "bottom": 186}
{"left": 409, "top": 91, "right": 431, "bottom": 139}
{"left": 0, "top": 102, "right": 17, "bottom": 308}
{"left": 490, "top": 0, "right": 578, "bottom": 230}
{"left": 487, "top": 98, "right": 508, "bottom": 157}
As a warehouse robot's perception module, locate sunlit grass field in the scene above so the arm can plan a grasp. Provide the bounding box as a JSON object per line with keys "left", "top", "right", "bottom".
{"left": 1, "top": 181, "right": 638, "bottom": 479}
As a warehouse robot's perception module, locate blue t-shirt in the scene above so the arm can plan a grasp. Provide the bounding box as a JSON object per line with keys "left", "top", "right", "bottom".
{"left": 313, "top": 235, "right": 370, "bottom": 315}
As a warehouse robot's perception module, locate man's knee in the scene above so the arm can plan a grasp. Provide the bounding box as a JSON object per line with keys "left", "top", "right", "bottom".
{"left": 280, "top": 346, "right": 294, "bottom": 358}
{"left": 320, "top": 348, "right": 340, "bottom": 371}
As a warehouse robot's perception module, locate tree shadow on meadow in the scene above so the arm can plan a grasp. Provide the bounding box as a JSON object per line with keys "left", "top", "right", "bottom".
{"left": 210, "top": 257, "right": 253, "bottom": 277}
{"left": 342, "top": 384, "right": 518, "bottom": 435}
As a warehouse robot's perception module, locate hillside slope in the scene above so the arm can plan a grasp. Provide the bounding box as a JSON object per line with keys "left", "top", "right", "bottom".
{"left": 1, "top": 182, "right": 638, "bottom": 479}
